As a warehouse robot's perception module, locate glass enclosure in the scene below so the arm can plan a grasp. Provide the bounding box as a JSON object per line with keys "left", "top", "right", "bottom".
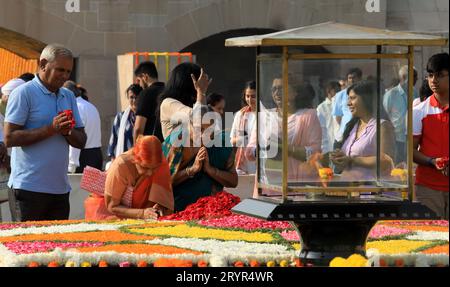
{"left": 255, "top": 48, "right": 415, "bottom": 201}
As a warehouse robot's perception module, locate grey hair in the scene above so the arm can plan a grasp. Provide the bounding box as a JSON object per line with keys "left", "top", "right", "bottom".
{"left": 40, "top": 44, "right": 73, "bottom": 62}
{"left": 399, "top": 65, "right": 417, "bottom": 81}
{"left": 63, "top": 80, "right": 80, "bottom": 97}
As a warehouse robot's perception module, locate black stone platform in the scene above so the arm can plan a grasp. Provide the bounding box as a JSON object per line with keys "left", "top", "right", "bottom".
{"left": 231, "top": 196, "right": 437, "bottom": 266}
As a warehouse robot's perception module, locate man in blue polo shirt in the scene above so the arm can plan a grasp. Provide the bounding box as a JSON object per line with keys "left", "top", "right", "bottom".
{"left": 4, "top": 44, "right": 87, "bottom": 221}
{"left": 332, "top": 68, "right": 363, "bottom": 143}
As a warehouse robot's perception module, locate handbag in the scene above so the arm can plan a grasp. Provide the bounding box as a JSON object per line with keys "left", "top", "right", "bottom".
{"left": 81, "top": 166, "right": 117, "bottom": 220}
{"left": 80, "top": 166, "right": 106, "bottom": 196}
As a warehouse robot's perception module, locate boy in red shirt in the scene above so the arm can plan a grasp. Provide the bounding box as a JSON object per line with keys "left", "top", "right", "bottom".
{"left": 413, "top": 53, "right": 449, "bottom": 219}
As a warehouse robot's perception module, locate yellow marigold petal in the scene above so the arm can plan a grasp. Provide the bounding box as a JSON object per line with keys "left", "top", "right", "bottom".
{"left": 390, "top": 225, "right": 449, "bottom": 232}
{"left": 291, "top": 243, "right": 301, "bottom": 250}
{"left": 367, "top": 240, "right": 433, "bottom": 254}
{"left": 106, "top": 219, "right": 144, "bottom": 225}
{"left": 347, "top": 254, "right": 367, "bottom": 267}
{"left": 128, "top": 225, "right": 275, "bottom": 243}
{"left": 329, "top": 257, "right": 348, "bottom": 267}
{"left": 65, "top": 261, "right": 76, "bottom": 267}
{"left": 280, "top": 260, "right": 289, "bottom": 267}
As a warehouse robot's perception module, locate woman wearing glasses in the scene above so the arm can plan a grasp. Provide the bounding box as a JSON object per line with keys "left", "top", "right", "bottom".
{"left": 231, "top": 81, "right": 257, "bottom": 175}
{"left": 107, "top": 84, "right": 142, "bottom": 167}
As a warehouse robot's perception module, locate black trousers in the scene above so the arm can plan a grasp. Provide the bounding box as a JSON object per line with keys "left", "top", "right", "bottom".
{"left": 76, "top": 147, "right": 103, "bottom": 173}
{"left": 8, "top": 189, "right": 70, "bottom": 222}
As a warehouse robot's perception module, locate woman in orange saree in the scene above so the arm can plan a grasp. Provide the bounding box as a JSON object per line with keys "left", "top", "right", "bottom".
{"left": 85, "top": 136, "right": 173, "bottom": 220}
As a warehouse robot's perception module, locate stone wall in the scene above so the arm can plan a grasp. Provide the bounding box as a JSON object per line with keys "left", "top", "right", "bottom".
{"left": 0, "top": 0, "right": 448, "bottom": 161}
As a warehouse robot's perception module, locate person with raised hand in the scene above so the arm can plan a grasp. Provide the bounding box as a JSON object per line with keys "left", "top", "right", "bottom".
{"left": 158, "top": 63, "right": 212, "bottom": 140}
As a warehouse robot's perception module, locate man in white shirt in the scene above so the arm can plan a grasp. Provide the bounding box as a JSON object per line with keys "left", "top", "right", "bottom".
{"left": 0, "top": 124, "right": 6, "bottom": 168}
{"left": 332, "top": 68, "right": 363, "bottom": 142}
{"left": 317, "top": 81, "right": 341, "bottom": 153}
{"left": 383, "top": 66, "right": 418, "bottom": 164}
{"left": 64, "top": 81, "right": 102, "bottom": 173}
{"left": 1, "top": 77, "right": 30, "bottom": 172}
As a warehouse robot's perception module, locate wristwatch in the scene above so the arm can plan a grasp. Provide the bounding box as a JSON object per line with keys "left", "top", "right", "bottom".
{"left": 428, "top": 157, "right": 435, "bottom": 167}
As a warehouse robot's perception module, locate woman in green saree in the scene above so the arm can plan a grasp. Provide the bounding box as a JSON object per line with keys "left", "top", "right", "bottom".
{"left": 163, "top": 122, "right": 238, "bottom": 212}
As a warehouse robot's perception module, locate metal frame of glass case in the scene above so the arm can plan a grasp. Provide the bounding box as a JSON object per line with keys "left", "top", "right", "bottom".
{"left": 226, "top": 22, "right": 448, "bottom": 203}
{"left": 226, "top": 23, "right": 448, "bottom": 265}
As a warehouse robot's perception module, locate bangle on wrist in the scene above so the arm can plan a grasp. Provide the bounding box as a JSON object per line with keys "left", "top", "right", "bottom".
{"left": 186, "top": 167, "right": 194, "bottom": 178}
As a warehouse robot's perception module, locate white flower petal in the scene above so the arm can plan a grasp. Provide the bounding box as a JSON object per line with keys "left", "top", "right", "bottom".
{"left": 0, "top": 223, "right": 119, "bottom": 237}
{"left": 406, "top": 231, "right": 449, "bottom": 241}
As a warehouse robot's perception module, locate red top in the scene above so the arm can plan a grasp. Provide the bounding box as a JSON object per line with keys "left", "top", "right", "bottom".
{"left": 413, "top": 95, "right": 449, "bottom": 192}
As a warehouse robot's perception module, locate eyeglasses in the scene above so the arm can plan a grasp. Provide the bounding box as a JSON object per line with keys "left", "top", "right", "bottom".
{"left": 271, "top": 86, "right": 283, "bottom": 93}
{"left": 426, "top": 72, "right": 449, "bottom": 81}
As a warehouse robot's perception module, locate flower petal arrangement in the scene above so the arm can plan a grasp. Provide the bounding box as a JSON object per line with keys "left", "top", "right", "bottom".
{"left": 0, "top": 192, "right": 448, "bottom": 267}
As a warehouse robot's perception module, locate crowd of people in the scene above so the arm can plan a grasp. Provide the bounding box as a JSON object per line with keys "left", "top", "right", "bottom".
{"left": 0, "top": 43, "right": 448, "bottom": 222}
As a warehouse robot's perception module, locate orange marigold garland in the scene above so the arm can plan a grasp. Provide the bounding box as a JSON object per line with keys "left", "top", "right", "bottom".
{"left": 295, "top": 259, "right": 304, "bottom": 267}
{"left": 48, "top": 261, "right": 59, "bottom": 268}
{"left": 394, "top": 259, "right": 405, "bottom": 267}
{"left": 250, "top": 260, "right": 260, "bottom": 267}
{"left": 28, "top": 262, "right": 39, "bottom": 268}
{"left": 137, "top": 261, "right": 148, "bottom": 267}
{"left": 153, "top": 258, "right": 193, "bottom": 267}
